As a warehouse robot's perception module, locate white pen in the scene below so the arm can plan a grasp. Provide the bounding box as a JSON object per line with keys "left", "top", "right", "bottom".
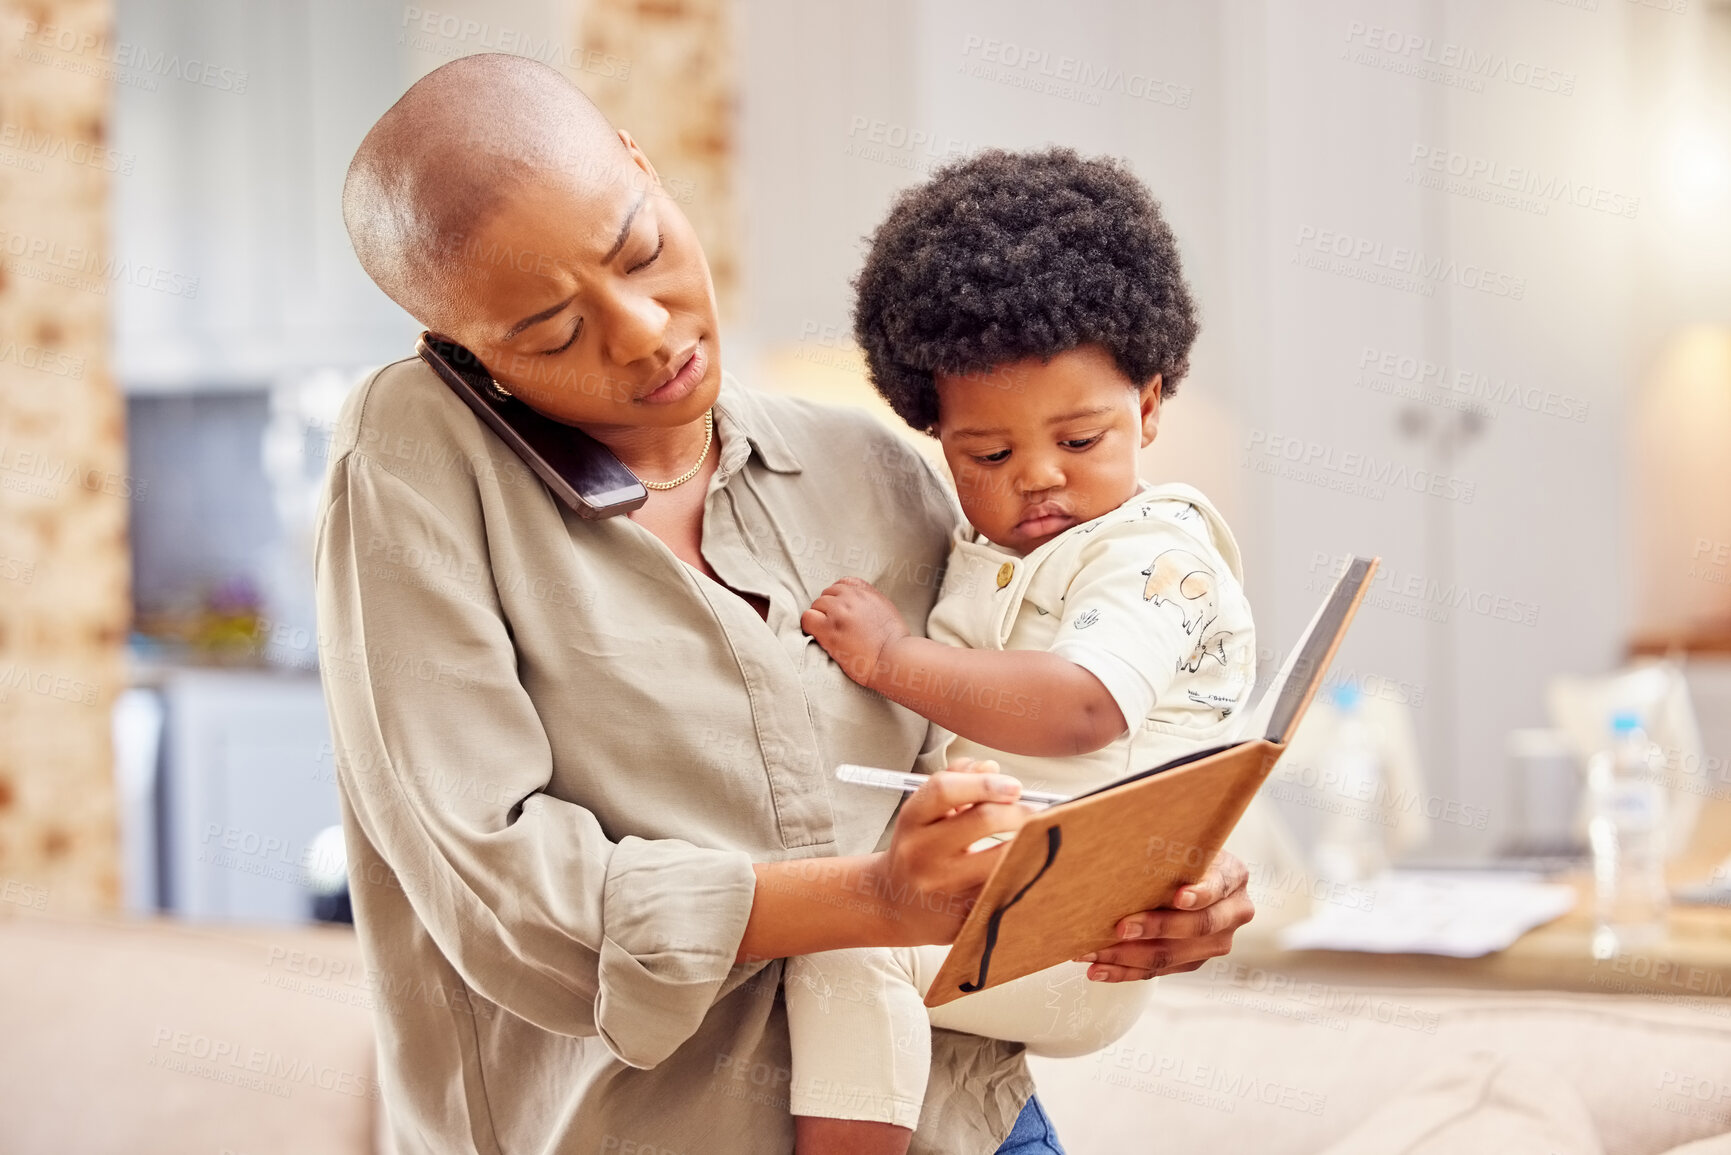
{"left": 835, "top": 763, "right": 1072, "bottom": 809}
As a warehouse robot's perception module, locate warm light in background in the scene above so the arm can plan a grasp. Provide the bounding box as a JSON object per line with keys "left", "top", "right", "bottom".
{"left": 1632, "top": 324, "right": 1731, "bottom": 639}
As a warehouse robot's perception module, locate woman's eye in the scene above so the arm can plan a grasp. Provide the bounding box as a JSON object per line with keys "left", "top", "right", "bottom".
{"left": 540, "top": 318, "right": 582, "bottom": 357}
{"left": 973, "top": 449, "right": 1011, "bottom": 464}
{"left": 1061, "top": 436, "right": 1101, "bottom": 450}
{"left": 626, "top": 232, "right": 664, "bottom": 274}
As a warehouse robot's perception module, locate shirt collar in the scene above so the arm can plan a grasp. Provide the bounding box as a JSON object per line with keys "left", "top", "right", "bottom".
{"left": 712, "top": 370, "right": 803, "bottom": 475}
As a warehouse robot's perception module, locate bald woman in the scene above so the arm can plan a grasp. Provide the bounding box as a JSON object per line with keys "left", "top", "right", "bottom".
{"left": 320, "top": 53, "right": 1255, "bottom": 1155}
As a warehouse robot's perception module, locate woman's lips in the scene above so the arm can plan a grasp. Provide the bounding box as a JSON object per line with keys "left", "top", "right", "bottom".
{"left": 640, "top": 341, "right": 706, "bottom": 405}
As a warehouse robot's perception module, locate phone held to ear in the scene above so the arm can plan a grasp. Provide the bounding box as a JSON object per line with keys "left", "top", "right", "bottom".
{"left": 416, "top": 332, "right": 648, "bottom": 519}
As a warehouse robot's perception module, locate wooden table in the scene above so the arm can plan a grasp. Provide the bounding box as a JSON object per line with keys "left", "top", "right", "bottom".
{"left": 1214, "top": 802, "right": 1731, "bottom": 999}
{"left": 1221, "top": 877, "right": 1731, "bottom": 998}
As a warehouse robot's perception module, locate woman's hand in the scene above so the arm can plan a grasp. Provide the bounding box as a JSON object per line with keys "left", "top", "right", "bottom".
{"left": 801, "top": 577, "right": 911, "bottom": 687}
{"left": 1073, "top": 850, "right": 1255, "bottom": 981}
{"left": 866, "top": 759, "right": 1032, "bottom": 947}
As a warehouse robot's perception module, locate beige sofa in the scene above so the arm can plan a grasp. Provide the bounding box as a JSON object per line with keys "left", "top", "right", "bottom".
{"left": 0, "top": 913, "right": 381, "bottom": 1154}
{"left": 3, "top": 912, "right": 1729, "bottom": 1154}
{"left": 1032, "top": 966, "right": 1731, "bottom": 1154}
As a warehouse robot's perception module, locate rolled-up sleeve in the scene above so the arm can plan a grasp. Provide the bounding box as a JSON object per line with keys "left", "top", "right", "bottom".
{"left": 316, "top": 450, "right": 757, "bottom": 1069}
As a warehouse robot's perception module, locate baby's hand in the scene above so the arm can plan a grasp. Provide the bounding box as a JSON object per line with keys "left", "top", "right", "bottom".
{"left": 801, "top": 577, "right": 910, "bottom": 687}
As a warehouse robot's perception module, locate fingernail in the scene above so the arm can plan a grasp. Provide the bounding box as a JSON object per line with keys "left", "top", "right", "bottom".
{"left": 975, "top": 759, "right": 1001, "bottom": 774}
{"left": 1176, "top": 891, "right": 1199, "bottom": 910}
{"left": 986, "top": 775, "right": 1020, "bottom": 799}
{"left": 1077, "top": 952, "right": 1097, "bottom": 963}
{"left": 1088, "top": 966, "right": 1108, "bottom": 981}
{"left": 1120, "top": 922, "right": 1145, "bottom": 940}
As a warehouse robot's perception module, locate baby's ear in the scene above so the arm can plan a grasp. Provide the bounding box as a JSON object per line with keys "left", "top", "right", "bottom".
{"left": 1139, "top": 376, "right": 1164, "bottom": 447}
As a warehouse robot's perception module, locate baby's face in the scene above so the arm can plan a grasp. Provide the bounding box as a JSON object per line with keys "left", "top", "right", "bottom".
{"left": 934, "top": 345, "right": 1161, "bottom": 555}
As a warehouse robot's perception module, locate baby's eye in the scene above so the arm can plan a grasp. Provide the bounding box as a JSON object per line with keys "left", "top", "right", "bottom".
{"left": 1061, "top": 435, "right": 1101, "bottom": 450}
{"left": 972, "top": 449, "right": 1011, "bottom": 464}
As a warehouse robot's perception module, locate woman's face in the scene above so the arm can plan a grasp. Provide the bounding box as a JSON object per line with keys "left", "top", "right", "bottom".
{"left": 436, "top": 133, "right": 721, "bottom": 433}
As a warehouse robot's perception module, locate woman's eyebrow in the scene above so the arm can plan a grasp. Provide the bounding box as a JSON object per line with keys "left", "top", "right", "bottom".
{"left": 500, "top": 191, "right": 651, "bottom": 342}
{"left": 503, "top": 294, "right": 578, "bottom": 342}
{"left": 601, "top": 189, "right": 648, "bottom": 262}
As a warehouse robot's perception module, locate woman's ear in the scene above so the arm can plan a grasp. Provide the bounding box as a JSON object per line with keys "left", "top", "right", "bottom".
{"left": 617, "top": 128, "right": 663, "bottom": 189}
{"left": 1139, "top": 376, "right": 1164, "bottom": 448}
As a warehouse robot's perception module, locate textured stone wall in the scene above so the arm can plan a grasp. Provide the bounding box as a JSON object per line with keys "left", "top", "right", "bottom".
{"left": 0, "top": 0, "right": 125, "bottom": 915}
{"left": 577, "top": 0, "right": 738, "bottom": 321}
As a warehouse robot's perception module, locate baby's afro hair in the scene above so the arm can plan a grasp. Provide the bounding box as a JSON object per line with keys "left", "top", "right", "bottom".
{"left": 851, "top": 147, "right": 1199, "bottom": 433}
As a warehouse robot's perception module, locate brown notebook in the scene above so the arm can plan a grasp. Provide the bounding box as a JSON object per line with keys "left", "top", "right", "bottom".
{"left": 924, "top": 555, "right": 1380, "bottom": 1008}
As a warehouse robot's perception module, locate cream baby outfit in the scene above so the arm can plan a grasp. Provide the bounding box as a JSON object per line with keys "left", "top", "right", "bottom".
{"left": 785, "top": 481, "right": 1257, "bottom": 1127}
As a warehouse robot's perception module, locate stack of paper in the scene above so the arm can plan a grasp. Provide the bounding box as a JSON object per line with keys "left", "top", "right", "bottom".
{"left": 1279, "top": 871, "right": 1577, "bottom": 958}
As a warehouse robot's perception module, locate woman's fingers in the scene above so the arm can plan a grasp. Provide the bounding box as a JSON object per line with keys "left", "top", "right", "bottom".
{"left": 1071, "top": 854, "right": 1258, "bottom": 982}
{"left": 932, "top": 836, "right": 1009, "bottom": 896}
{"left": 1075, "top": 889, "right": 1255, "bottom": 980}
{"left": 1078, "top": 926, "right": 1238, "bottom": 980}
{"left": 889, "top": 770, "right": 1029, "bottom": 906}
{"left": 1079, "top": 928, "right": 1238, "bottom": 980}
{"left": 932, "top": 799, "right": 1031, "bottom": 850}
{"left": 900, "top": 767, "right": 1021, "bottom": 825}
{"left": 1168, "top": 849, "right": 1250, "bottom": 912}
{"left": 1111, "top": 887, "right": 1255, "bottom": 943}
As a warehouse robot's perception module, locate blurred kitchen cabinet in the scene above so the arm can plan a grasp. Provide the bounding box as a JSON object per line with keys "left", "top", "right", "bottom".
{"left": 152, "top": 667, "right": 338, "bottom": 923}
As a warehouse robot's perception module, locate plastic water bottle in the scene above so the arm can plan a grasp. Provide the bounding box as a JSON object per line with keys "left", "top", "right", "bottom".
{"left": 1311, "top": 685, "right": 1389, "bottom": 885}
{"left": 1588, "top": 711, "right": 1668, "bottom": 958}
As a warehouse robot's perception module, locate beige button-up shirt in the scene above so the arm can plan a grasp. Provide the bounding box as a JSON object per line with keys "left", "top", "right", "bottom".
{"left": 314, "top": 357, "right": 1033, "bottom": 1155}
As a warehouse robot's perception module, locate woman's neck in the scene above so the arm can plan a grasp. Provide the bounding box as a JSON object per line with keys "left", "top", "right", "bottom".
{"left": 578, "top": 408, "right": 715, "bottom": 482}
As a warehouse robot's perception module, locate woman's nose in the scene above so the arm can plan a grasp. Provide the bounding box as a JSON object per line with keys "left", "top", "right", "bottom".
{"left": 600, "top": 287, "right": 670, "bottom": 367}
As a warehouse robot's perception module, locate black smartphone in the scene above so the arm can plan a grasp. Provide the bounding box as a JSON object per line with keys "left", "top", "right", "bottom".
{"left": 416, "top": 332, "right": 647, "bottom": 519}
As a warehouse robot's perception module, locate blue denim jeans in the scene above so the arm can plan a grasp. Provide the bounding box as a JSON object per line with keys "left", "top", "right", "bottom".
{"left": 994, "top": 1095, "right": 1066, "bottom": 1154}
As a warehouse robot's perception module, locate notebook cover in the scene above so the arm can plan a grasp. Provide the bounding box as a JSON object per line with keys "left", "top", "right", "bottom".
{"left": 923, "top": 738, "right": 1283, "bottom": 1007}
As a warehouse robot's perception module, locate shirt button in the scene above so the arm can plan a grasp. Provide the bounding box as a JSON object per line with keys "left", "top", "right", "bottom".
{"left": 996, "top": 561, "right": 1014, "bottom": 589}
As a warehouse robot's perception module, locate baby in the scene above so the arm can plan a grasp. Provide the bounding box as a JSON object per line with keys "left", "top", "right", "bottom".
{"left": 790, "top": 148, "right": 1257, "bottom": 1152}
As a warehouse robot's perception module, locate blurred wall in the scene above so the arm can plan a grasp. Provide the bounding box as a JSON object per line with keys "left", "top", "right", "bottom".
{"left": 578, "top": 0, "right": 740, "bottom": 320}
{"left": 0, "top": 0, "right": 125, "bottom": 913}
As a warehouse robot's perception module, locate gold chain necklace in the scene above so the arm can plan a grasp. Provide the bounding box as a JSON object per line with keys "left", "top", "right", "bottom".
{"left": 639, "top": 408, "right": 714, "bottom": 491}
